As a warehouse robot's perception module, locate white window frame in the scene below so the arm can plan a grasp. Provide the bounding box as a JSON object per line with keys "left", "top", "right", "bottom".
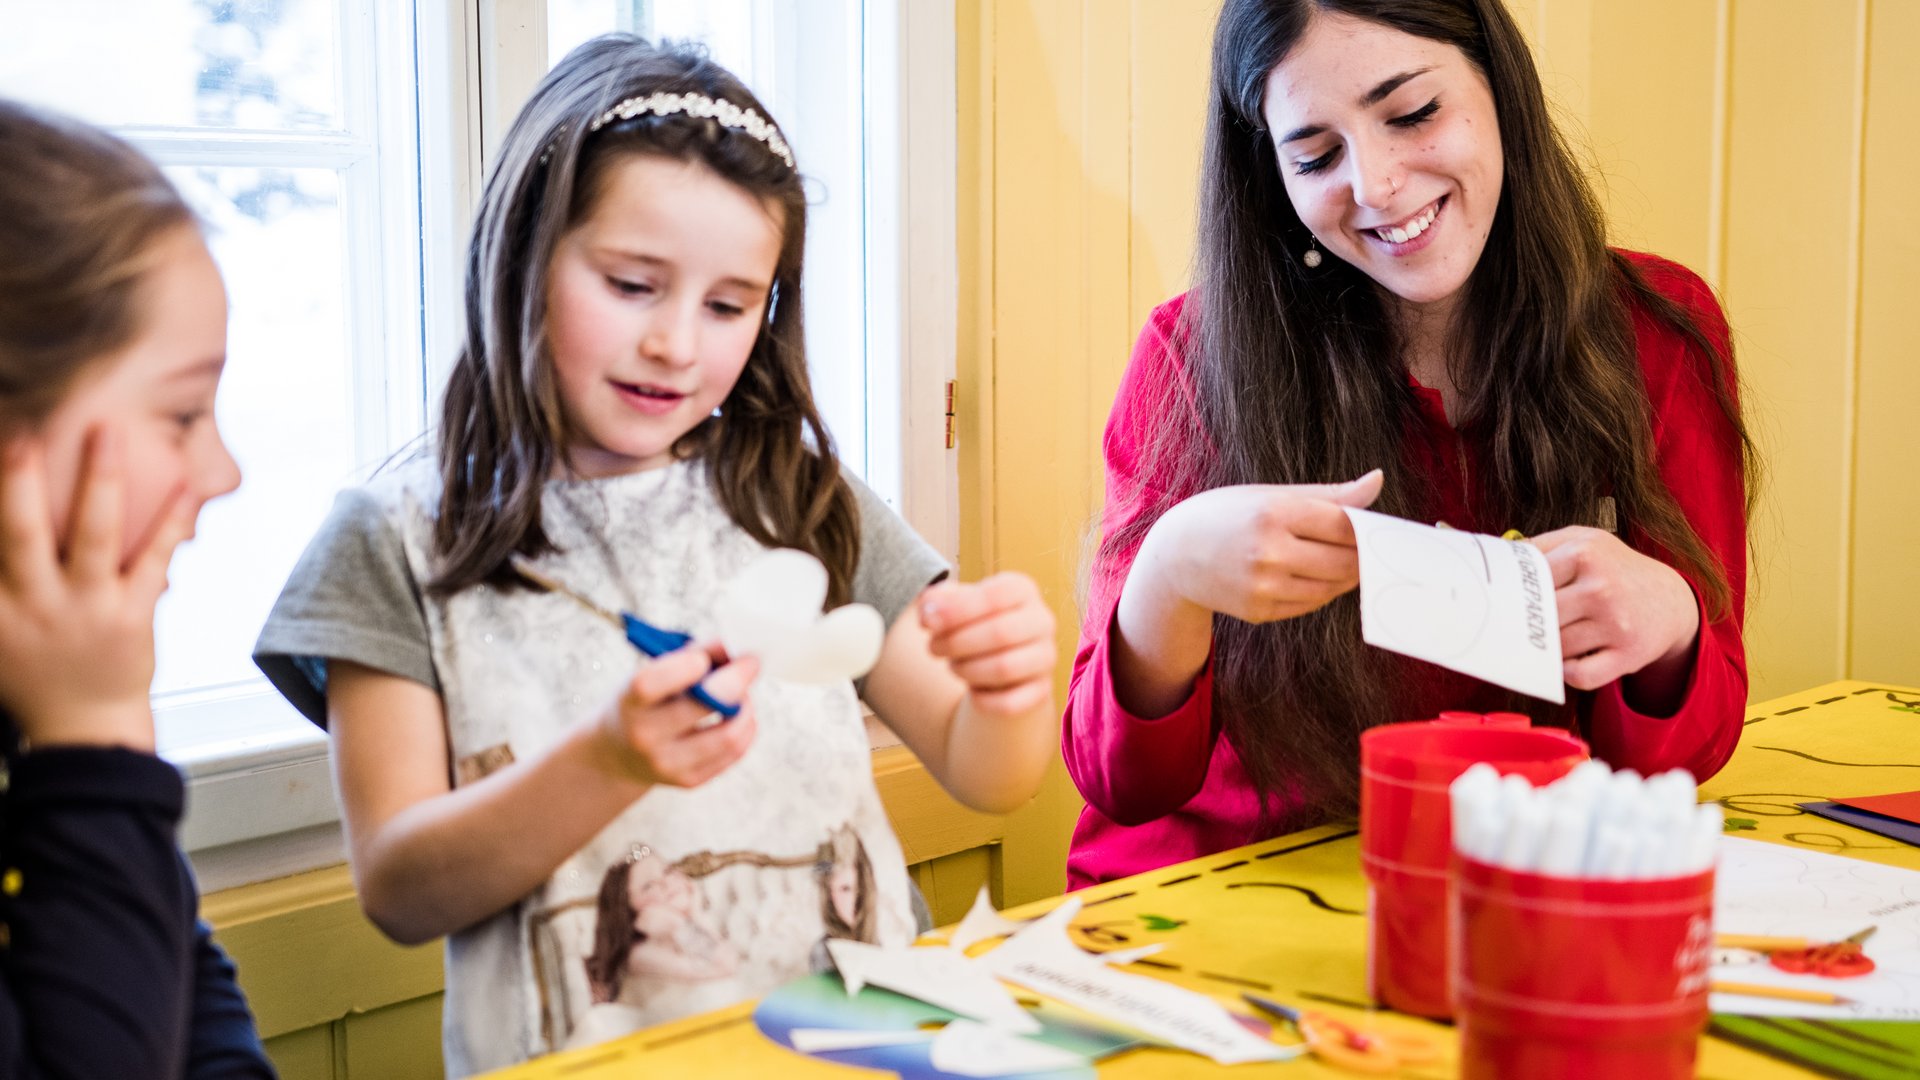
{"left": 176, "top": 0, "right": 959, "bottom": 890}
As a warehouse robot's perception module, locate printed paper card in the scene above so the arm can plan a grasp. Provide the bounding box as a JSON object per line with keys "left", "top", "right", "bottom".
{"left": 1343, "top": 508, "right": 1564, "bottom": 703}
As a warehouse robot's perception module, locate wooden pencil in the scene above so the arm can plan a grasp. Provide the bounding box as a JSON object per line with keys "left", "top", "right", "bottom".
{"left": 1712, "top": 981, "right": 1853, "bottom": 1006}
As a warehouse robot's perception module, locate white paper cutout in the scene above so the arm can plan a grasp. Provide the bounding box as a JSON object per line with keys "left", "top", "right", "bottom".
{"left": 1095, "top": 943, "right": 1166, "bottom": 966}
{"left": 825, "top": 938, "right": 1041, "bottom": 1034}
{"left": 927, "top": 1020, "right": 1092, "bottom": 1076}
{"left": 980, "top": 899, "right": 1297, "bottom": 1065}
{"left": 1344, "top": 508, "right": 1565, "bottom": 703}
{"left": 716, "top": 549, "right": 885, "bottom": 684}
{"left": 948, "top": 886, "right": 1029, "bottom": 953}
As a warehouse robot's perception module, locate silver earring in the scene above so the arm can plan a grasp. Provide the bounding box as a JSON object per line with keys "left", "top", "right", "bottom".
{"left": 1303, "top": 235, "right": 1323, "bottom": 269}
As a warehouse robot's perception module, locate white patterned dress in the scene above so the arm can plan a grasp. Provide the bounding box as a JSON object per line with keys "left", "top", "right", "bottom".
{"left": 255, "top": 456, "right": 946, "bottom": 1076}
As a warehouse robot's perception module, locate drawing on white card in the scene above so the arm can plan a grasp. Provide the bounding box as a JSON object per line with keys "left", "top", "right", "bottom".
{"left": 1343, "top": 508, "right": 1564, "bottom": 703}
{"left": 1368, "top": 525, "right": 1491, "bottom": 659}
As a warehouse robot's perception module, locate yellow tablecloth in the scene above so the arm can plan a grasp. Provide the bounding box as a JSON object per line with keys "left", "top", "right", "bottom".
{"left": 489, "top": 679, "right": 1920, "bottom": 1078}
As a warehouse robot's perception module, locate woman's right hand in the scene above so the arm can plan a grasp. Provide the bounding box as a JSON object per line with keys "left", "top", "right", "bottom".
{"left": 0, "top": 429, "right": 192, "bottom": 751}
{"left": 1136, "top": 469, "right": 1383, "bottom": 624}
{"left": 594, "top": 645, "right": 760, "bottom": 789}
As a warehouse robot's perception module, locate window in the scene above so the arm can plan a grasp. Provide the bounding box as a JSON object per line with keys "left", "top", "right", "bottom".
{"left": 0, "top": 0, "right": 955, "bottom": 880}
{"left": 0, "top": 0, "right": 430, "bottom": 856}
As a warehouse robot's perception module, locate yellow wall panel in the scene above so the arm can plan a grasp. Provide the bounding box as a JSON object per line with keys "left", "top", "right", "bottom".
{"left": 1582, "top": 0, "right": 1721, "bottom": 275}
{"left": 1721, "top": 3, "right": 1866, "bottom": 700}
{"left": 1852, "top": 1, "right": 1920, "bottom": 684}
{"left": 1126, "top": 0, "right": 1217, "bottom": 333}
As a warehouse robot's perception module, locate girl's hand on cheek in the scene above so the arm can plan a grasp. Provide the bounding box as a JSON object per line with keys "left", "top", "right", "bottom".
{"left": 597, "top": 643, "right": 760, "bottom": 788}
{"left": 1533, "top": 526, "right": 1701, "bottom": 692}
{"left": 920, "top": 574, "right": 1057, "bottom": 717}
{"left": 0, "top": 428, "right": 192, "bottom": 751}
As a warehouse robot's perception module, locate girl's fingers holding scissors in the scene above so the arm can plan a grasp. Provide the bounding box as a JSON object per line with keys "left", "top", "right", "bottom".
{"left": 663, "top": 704, "right": 758, "bottom": 787}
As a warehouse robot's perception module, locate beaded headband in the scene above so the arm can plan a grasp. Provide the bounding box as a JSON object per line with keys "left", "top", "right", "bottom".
{"left": 543, "top": 91, "right": 794, "bottom": 169}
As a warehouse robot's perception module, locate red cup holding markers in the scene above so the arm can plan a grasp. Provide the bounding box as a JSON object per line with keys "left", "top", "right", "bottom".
{"left": 1358, "top": 716, "right": 1587, "bottom": 1019}
{"left": 1452, "top": 856, "right": 1714, "bottom": 1080}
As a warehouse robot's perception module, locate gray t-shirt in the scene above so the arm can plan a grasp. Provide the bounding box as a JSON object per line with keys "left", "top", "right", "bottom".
{"left": 252, "top": 455, "right": 949, "bottom": 1076}
{"left": 254, "top": 458, "right": 947, "bottom": 728}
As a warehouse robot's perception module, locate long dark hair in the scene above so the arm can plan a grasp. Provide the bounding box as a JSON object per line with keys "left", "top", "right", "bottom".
{"left": 585, "top": 860, "right": 637, "bottom": 1003}
{"left": 431, "top": 35, "right": 859, "bottom": 603}
{"left": 1100, "top": 0, "right": 1756, "bottom": 823}
{"left": 0, "top": 100, "right": 194, "bottom": 434}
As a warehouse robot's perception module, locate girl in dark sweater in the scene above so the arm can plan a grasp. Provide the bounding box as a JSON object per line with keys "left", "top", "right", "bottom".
{"left": 0, "top": 99, "right": 272, "bottom": 1078}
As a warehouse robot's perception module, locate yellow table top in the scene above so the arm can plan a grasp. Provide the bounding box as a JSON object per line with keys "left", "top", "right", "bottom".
{"left": 489, "top": 680, "right": 1920, "bottom": 1079}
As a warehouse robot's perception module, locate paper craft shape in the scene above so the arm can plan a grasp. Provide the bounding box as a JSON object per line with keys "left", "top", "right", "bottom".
{"left": 928, "top": 1020, "right": 1091, "bottom": 1077}
{"left": 790, "top": 1028, "right": 932, "bottom": 1053}
{"left": 1839, "top": 791, "right": 1920, "bottom": 829}
{"left": 981, "top": 898, "right": 1300, "bottom": 1065}
{"left": 1802, "top": 801, "right": 1920, "bottom": 849}
{"left": 715, "top": 549, "right": 885, "bottom": 684}
{"left": 950, "top": 887, "right": 1031, "bottom": 953}
{"left": 1711, "top": 836, "right": 1920, "bottom": 1020}
{"left": 1343, "top": 508, "right": 1564, "bottom": 703}
{"left": 826, "top": 938, "right": 1041, "bottom": 1034}
{"left": 754, "top": 973, "right": 1139, "bottom": 1080}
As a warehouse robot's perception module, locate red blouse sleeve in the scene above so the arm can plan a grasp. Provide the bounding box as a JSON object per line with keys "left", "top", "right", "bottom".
{"left": 1060, "top": 298, "right": 1221, "bottom": 826}
{"left": 1583, "top": 254, "right": 1750, "bottom": 781}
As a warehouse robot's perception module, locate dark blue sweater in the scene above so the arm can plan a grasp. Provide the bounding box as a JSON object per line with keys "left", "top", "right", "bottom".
{"left": 0, "top": 719, "right": 274, "bottom": 1078}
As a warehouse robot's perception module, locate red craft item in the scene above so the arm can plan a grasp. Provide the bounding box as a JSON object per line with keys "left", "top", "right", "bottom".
{"left": 1770, "top": 941, "right": 1876, "bottom": 978}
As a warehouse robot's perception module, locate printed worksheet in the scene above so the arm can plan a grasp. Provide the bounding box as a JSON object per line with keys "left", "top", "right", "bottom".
{"left": 1712, "top": 836, "right": 1920, "bottom": 1020}
{"left": 1343, "top": 509, "right": 1564, "bottom": 703}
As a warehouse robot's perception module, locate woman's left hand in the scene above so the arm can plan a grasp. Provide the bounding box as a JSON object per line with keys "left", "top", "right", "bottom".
{"left": 920, "top": 573, "right": 1057, "bottom": 718}
{"left": 1532, "top": 526, "right": 1700, "bottom": 693}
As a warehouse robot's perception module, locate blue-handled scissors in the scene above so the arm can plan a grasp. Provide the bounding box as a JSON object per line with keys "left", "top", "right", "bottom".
{"left": 509, "top": 556, "right": 740, "bottom": 719}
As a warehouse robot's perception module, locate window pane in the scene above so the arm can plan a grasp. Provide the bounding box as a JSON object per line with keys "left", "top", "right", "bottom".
{"left": 545, "top": 1, "right": 872, "bottom": 475}
{"left": 0, "top": 0, "right": 342, "bottom": 132}
{"left": 153, "top": 166, "right": 357, "bottom": 697}
{"left": 548, "top": 1, "right": 755, "bottom": 98}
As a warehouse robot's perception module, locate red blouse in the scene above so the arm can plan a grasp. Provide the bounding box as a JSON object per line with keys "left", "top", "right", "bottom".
{"left": 1062, "top": 251, "right": 1749, "bottom": 889}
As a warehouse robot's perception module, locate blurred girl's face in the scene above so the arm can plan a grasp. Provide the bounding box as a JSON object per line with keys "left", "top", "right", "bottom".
{"left": 38, "top": 225, "right": 240, "bottom": 564}
{"left": 544, "top": 154, "right": 783, "bottom": 479}
{"left": 1263, "top": 12, "right": 1504, "bottom": 313}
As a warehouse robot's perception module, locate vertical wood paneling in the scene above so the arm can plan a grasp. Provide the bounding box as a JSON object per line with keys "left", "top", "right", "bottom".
{"left": 1127, "top": 0, "right": 1216, "bottom": 335}
{"left": 1583, "top": 0, "right": 1720, "bottom": 272}
{"left": 1851, "top": 1, "right": 1920, "bottom": 683}
{"left": 1721, "top": 2, "right": 1867, "bottom": 700}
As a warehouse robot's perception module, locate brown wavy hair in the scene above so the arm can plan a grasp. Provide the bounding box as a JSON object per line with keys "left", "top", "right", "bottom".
{"left": 0, "top": 100, "right": 194, "bottom": 433}
{"left": 1098, "top": 0, "right": 1756, "bottom": 824}
{"left": 431, "top": 36, "right": 858, "bottom": 602}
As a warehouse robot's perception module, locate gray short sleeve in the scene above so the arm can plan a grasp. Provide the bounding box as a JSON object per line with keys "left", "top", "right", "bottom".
{"left": 847, "top": 470, "right": 949, "bottom": 628}
{"left": 252, "top": 487, "right": 437, "bottom": 729}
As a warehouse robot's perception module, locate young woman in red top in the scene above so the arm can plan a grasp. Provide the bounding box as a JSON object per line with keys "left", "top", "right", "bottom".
{"left": 1064, "top": 0, "right": 1756, "bottom": 887}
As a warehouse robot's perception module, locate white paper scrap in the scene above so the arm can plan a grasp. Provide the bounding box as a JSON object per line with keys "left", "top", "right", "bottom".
{"left": 826, "top": 938, "right": 1041, "bottom": 1034}
{"left": 927, "top": 1020, "right": 1091, "bottom": 1077}
{"left": 716, "top": 549, "right": 885, "bottom": 684}
{"left": 789, "top": 1028, "right": 933, "bottom": 1053}
{"left": 1343, "top": 508, "right": 1564, "bottom": 703}
{"left": 949, "top": 887, "right": 1030, "bottom": 953}
{"left": 981, "top": 899, "right": 1298, "bottom": 1065}
{"left": 1095, "top": 943, "right": 1166, "bottom": 967}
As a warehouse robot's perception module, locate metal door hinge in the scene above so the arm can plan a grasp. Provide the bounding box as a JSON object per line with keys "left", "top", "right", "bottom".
{"left": 944, "top": 379, "right": 957, "bottom": 449}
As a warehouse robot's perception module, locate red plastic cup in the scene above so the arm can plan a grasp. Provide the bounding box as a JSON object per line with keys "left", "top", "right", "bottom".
{"left": 1452, "top": 855, "right": 1715, "bottom": 1080}
{"left": 1359, "top": 719, "right": 1587, "bottom": 1018}
{"left": 1437, "top": 710, "right": 1532, "bottom": 731}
